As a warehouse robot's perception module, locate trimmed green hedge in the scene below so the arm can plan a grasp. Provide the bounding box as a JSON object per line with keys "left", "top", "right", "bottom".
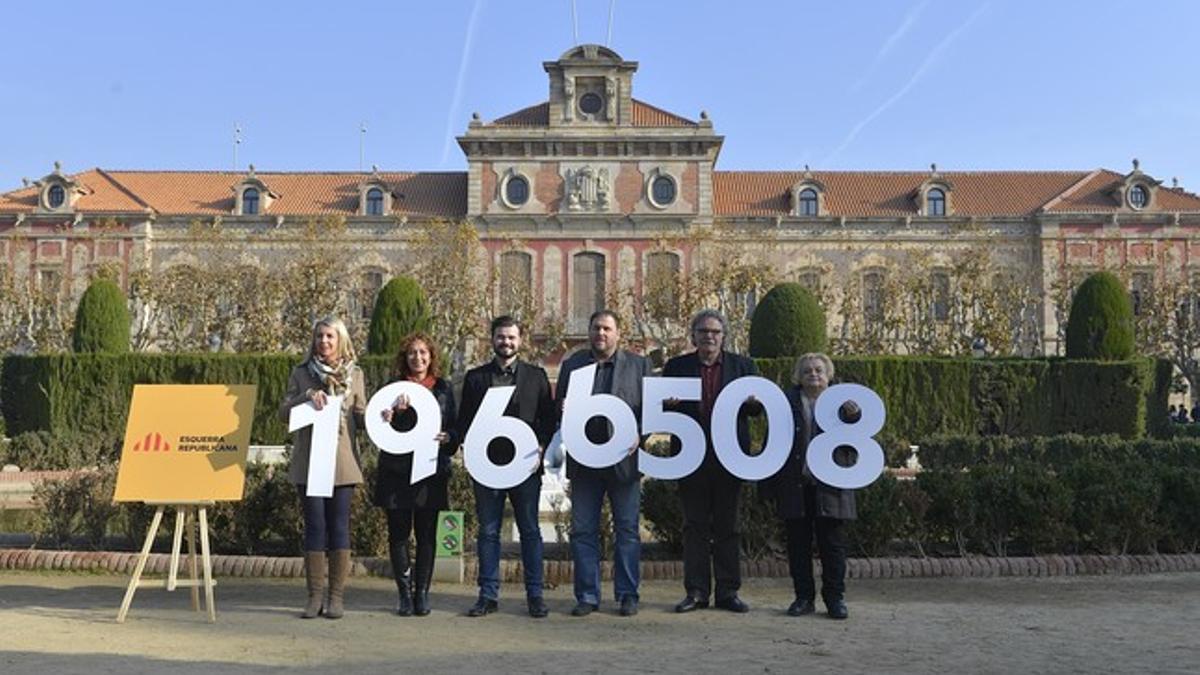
{"left": 754, "top": 356, "right": 1172, "bottom": 443}
{"left": 1, "top": 354, "right": 394, "bottom": 445}
{"left": 2, "top": 354, "right": 1171, "bottom": 445}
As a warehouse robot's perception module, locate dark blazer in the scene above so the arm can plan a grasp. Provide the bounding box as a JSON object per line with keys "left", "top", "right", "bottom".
{"left": 555, "top": 348, "right": 653, "bottom": 484}
{"left": 763, "top": 385, "right": 857, "bottom": 521}
{"left": 661, "top": 350, "right": 762, "bottom": 478}
{"left": 375, "top": 377, "right": 458, "bottom": 502}
{"left": 456, "top": 359, "right": 556, "bottom": 477}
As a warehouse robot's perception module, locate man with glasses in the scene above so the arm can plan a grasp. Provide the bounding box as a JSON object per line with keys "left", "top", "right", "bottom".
{"left": 663, "top": 309, "right": 762, "bottom": 613}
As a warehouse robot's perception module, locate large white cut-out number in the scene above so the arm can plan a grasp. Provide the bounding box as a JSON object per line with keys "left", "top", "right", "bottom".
{"left": 462, "top": 386, "right": 542, "bottom": 490}
{"left": 288, "top": 395, "right": 343, "bottom": 498}
{"left": 806, "top": 383, "right": 886, "bottom": 489}
{"left": 710, "top": 376, "right": 795, "bottom": 481}
{"left": 638, "top": 377, "right": 706, "bottom": 479}
{"left": 364, "top": 382, "right": 442, "bottom": 485}
{"left": 561, "top": 364, "right": 640, "bottom": 469}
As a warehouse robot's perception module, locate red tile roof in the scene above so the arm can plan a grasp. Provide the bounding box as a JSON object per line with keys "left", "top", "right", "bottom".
{"left": 713, "top": 170, "right": 1200, "bottom": 217}
{"left": 490, "top": 99, "right": 696, "bottom": 127}
{"left": 0, "top": 170, "right": 467, "bottom": 218}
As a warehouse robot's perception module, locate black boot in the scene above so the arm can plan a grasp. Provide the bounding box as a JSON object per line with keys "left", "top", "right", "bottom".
{"left": 412, "top": 539, "right": 434, "bottom": 617}
{"left": 388, "top": 538, "right": 412, "bottom": 617}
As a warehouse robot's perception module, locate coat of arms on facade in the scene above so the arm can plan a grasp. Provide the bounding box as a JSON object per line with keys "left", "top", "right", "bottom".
{"left": 566, "top": 165, "right": 610, "bottom": 211}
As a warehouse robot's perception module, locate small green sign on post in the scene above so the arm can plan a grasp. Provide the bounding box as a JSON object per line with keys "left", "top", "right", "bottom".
{"left": 433, "top": 510, "right": 465, "bottom": 583}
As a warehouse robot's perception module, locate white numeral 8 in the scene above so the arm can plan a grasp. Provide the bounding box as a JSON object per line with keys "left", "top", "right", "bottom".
{"left": 806, "top": 383, "right": 886, "bottom": 489}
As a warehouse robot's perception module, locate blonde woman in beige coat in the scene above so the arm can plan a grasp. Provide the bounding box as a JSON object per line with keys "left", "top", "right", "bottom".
{"left": 279, "top": 317, "right": 366, "bottom": 619}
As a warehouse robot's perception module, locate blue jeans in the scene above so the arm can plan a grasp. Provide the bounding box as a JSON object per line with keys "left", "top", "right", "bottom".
{"left": 474, "top": 473, "right": 544, "bottom": 601}
{"left": 299, "top": 485, "right": 354, "bottom": 551}
{"left": 570, "top": 473, "right": 641, "bottom": 605}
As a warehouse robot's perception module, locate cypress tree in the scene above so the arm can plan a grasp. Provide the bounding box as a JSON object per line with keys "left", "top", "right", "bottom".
{"left": 1065, "top": 271, "right": 1135, "bottom": 360}
{"left": 748, "top": 282, "right": 827, "bottom": 358}
{"left": 72, "top": 279, "right": 131, "bottom": 353}
{"left": 366, "top": 276, "right": 430, "bottom": 355}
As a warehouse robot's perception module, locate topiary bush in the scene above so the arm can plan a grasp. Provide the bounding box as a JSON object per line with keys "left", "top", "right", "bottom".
{"left": 72, "top": 279, "right": 130, "bottom": 353}
{"left": 366, "top": 276, "right": 430, "bottom": 356}
{"left": 748, "top": 282, "right": 827, "bottom": 358}
{"left": 1065, "top": 271, "right": 1135, "bottom": 360}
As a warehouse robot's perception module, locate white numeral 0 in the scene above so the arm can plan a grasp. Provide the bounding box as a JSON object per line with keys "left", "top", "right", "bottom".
{"left": 807, "top": 383, "right": 886, "bottom": 489}
{"left": 710, "top": 377, "right": 794, "bottom": 481}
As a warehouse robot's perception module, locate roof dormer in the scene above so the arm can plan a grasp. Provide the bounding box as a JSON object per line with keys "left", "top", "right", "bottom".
{"left": 231, "top": 165, "right": 278, "bottom": 216}
{"left": 1111, "top": 158, "right": 1160, "bottom": 211}
{"left": 914, "top": 164, "right": 953, "bottom": 216}
{"left": 790, "top": 167, "right": 827, "bottom": 217}
{"left": 358, "top": 166, "right": 394, "bottom": 216}
{"left": 544, "top": 44, "right": 638, "bottom": 127}
{"left": 34, "top": 162, "right": 89, "bottom": 214}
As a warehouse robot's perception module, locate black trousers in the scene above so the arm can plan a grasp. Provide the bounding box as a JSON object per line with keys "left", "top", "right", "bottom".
{"left": 385, "top": 508, "right": 438, "bottom": 585}
{"left": 679, "top": 466, "right": 743, "bottom": 601}
{"left": 785, "top": 491, "right": 848, "bottom": 603}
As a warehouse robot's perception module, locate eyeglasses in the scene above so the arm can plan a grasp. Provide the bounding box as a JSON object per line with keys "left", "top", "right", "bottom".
{"left": 694, "top": 328, "right": 723, "bottom": 336}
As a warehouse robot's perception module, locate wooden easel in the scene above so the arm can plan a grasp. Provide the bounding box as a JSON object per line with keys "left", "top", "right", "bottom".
{"left": 116, "top": 501, "right": 217, "bottom": 623}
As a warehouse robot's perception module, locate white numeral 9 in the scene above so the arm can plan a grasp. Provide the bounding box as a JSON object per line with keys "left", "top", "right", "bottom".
{"left": 364, "top": 382, "right": 441, "bottom": 484}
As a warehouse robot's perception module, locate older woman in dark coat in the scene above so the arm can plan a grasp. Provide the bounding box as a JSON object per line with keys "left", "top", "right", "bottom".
{"left": 764, "top": 352, "right": 857, "bottom": 620}
{"left": 374, "top": 332, "right": 457, "bottom": 616}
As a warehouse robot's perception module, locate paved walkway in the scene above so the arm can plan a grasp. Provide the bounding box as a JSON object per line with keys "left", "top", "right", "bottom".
{"left": 1, "top": 570, "right": 1197, "bottom": 673}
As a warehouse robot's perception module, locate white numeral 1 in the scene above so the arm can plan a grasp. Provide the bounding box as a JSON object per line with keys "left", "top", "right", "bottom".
{"left": 289, "top": 395, "right": 343, "bottom": 498}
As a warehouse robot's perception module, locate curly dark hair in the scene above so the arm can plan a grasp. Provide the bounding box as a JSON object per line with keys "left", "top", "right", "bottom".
{"left": 391, "top": 332, "right": 442, "bottom": 380}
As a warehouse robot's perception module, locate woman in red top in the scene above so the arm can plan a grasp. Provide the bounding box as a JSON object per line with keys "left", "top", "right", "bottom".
{"left": 374, "top": 333, "right": 457, "bottom": 616}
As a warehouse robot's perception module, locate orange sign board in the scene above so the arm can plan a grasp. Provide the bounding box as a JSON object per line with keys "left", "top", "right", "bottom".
{"left": 113, "top": 385, "right": 257, "bottom": 502}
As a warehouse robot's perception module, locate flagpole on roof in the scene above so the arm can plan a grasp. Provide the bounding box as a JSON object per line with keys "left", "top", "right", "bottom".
{"left": 571, "top": 0, "right": 579, "bottom": 45}
{"left": 606, "top": 0, "right": 615, "bottom": 46}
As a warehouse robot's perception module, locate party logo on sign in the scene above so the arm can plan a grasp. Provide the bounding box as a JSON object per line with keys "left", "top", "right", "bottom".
{"left": 132, "top": 432, "right": 172, "bottom": 452}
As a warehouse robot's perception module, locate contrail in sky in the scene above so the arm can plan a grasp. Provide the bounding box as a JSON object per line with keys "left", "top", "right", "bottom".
{"left": 850, "top": 0, "right": 930, "bottom": 92}
{"left": 441, "top": 0, "right": 485, "bottom": 166}
{"left": 823, "top": 2, "right": 990, "bottom": 166}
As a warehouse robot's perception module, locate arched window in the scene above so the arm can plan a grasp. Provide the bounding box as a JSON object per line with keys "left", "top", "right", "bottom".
{"left": 798, "top": 188, "right": 818, "bottom": 216}
{"left": 242, "top": 187, "right": 260, "bottom": 215}
{"left": 926, "top": 188, "right": 946, "bottom": 216}
{"left": 572, "top": 252, "right": 606, "bottom": 328}
{"left": 645, "top": 251, "right": 680, "bottom": 317}
{"left": 932, "top": 270, "right": 950, "bottom": 321}
{"left": 862, "top": 270, "right": 885, "bottom": 324}
{"left": 366, "top": 188, "right": 384, "bottom": 216}
{"left": 499, "top": 251, "right": 533, "bottom": 314}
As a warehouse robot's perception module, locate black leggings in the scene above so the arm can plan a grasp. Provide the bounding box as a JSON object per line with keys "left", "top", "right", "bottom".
{"left": 300, "top": 485, "right": 354, "bottom": 552}
{"left": 386, "top": 508, "right": 439, "bottom": 575}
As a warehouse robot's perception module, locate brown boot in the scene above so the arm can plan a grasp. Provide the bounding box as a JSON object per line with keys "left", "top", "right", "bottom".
{"left": 301, "top": 551, "right": 327, "bottom": 619}
{"left": 325, "top": 549, "right": 351, "bottom": 619}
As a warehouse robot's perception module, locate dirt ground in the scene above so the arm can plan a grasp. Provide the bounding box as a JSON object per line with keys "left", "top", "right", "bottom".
{"left": 1, "top": 570, "right": 1197, "bottom": 674}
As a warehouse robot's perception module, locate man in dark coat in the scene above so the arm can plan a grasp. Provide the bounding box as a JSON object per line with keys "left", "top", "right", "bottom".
{"left": 764, "top": 352, "right": 857, "bottom": 619}
{"left": 456, "top": 315, "right": 556, "bottom": 618}
{"left": 663, "top": 309, "right": 761, "bottom": 613}
{"left": 556, "top": 309, "right": 652, "bottom": 617}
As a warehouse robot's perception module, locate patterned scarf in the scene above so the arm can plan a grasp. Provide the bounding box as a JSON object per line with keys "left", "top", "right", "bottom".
{"left": 306, "top": 355, "right": 354, "bottom": 396}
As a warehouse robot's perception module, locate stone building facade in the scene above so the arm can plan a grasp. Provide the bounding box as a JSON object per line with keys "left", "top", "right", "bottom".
{"left": 3, "top": 45, "right": 1200, "bottom": 357}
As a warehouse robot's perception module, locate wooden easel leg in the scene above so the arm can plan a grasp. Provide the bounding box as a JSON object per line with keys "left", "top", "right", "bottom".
{"left": 168, "top": 508, "right": 185, "bottom": 591}
{"left": 198, "top": 506, "right": 216, "bottom": 623}
{"left": 117, "top": 505, "right": 165, "bottom": 623}
{"left": 185, "top": 507, "right": 201, "bottom": 612}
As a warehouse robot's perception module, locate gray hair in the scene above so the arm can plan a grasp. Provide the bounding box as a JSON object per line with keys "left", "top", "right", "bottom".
{"left": 690, "top": 309, "right": 727, "bottom": 333}
{"left": 792, "top": 352, "right": 835, "bottom": 385}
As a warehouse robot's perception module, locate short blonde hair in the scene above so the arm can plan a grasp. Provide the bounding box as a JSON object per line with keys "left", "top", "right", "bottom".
{"left": 791, "top": 352, "right": 835, "bottom": 385}
{"left": 309, "top": 316, "right": 356, "bottom": 364}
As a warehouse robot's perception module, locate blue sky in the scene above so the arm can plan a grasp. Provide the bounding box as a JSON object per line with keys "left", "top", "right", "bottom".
{"left": 2, "top": 1, "right": 1199, "bottom": 192}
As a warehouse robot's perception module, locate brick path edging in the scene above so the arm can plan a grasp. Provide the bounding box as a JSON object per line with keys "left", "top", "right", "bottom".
{"left": 2, "top": 548, "right": 1197, "bottom": 583}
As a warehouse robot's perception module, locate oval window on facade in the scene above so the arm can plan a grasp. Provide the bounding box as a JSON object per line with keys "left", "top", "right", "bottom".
{"left": 1128, "top": 185, "right": 1148, "bottom": 210}
{"left": 650, "top": 174, "right": 676, "bottom": 207}
{"left": 579, "top": 92, "right": 604, "bottom": 115}
{"left": 505, "top": 175, "right": 530, "bottom": 207}
{"left": 47, "top": 184, "right": 65, "bottom": 209}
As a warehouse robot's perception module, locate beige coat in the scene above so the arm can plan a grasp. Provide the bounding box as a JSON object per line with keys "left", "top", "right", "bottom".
{"left": 279, "top": 363, "right": 367, "bottom": 487}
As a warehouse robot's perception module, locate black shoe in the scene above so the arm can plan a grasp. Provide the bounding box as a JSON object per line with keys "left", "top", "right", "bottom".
{"left": 467, "top": 598, "right": 498, "bottom": 617}
{"left": 527, "top": 596, "right": 549, "bottom": 618}
{"left": 674, "top": 595, "right": 709, "bottom": 613}
{"left": 570, "top": 601, "right": 598, "bottom": 617}
{"left": 395, "top": 588, "right": 413, "bottom": 617}
{"left": 826, "top": 598, "right": 848, "bottom": 620}
{"left": 715, "top": 595, "right": 750, "bottom": 613}
{"left": 619, "top": 596, "right": 639, "bottom": 617}
{"left": 412, "top": 587, "right": 430, "bottom": 617}
{"left": 787, "top": 598, "right": 816, "bottom": 616}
